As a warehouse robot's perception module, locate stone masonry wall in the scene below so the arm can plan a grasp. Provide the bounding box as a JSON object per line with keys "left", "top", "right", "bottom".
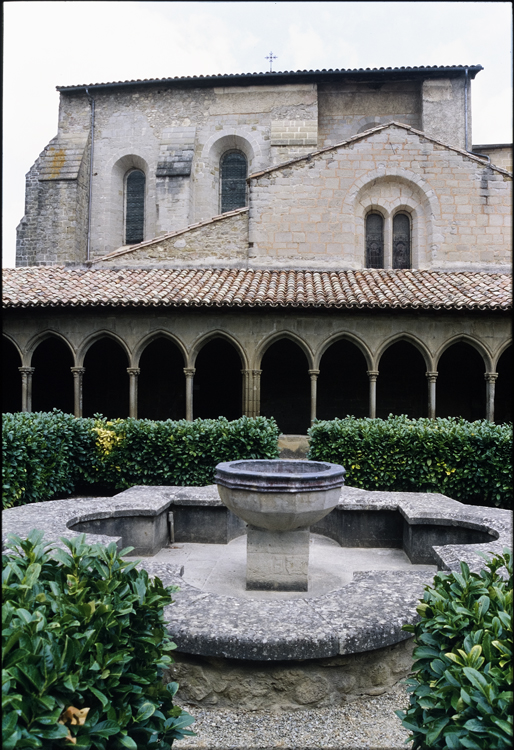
{"left": 248, "top": 123, "right": 512, "bottom": 271}
{"left": 76, "top": 84, "right": 318, "bottom": 257}
{"left": 95, "top": 208, "right": 249, "bottom": 268}
{"left": 165, "top": 639, "right": 416, "bottom": 709}
{"left": 318, "top": 80, "right": 422, "bottom": 148}
{"left": 16, "top": 137, "right": 89, "bottom": 266}
{"left": 421, "top": 77, "right": 467, "bottom": 151}
{"left": 473, "top": 145, "right": 513, "bottom": 173}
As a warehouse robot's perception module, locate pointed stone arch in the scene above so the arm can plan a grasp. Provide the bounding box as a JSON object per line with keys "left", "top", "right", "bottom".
{"left": 133, "top": 330, "right": 187, "bottom": 369}
{"left": 136, "top": 332, "right": 188, "bottom": 421}
{"left": 495, "top": 344, "right": 512, "bottom": 424}
{"left": 2, "top": 335, "right": 23, "bottom": 413}
{"left": 191, "top": 332, "right": 246, "bottom": 421}
{"left": 31, "top": 334, "right": 75, "bottom": 414}
{"left": 81, "top": 333, "right": 131, "bottom": 419}
{"left": 316, "top": 334, "right": 371, "bottom": 420}
{"left": 315, "top": 332, "right": 373, "bottom": 371}
{"left": 435, "top": 337, "right": 488, "bottom": 421}
{"left": 376, "top": 333, "right": 433, "bottom": 372}
{"left": 191, "top": 330, "right": 248, "bottom": 371}
{"left": 255, "top": 331, "right": 314, "bottom": 371}
{"left": 77, "top": 330, "right": 131, "bottom": 368}
{"left": 26, "top": 330, "right": 75, "bottom": 366}
{"left": 258, "top": 334, "right": 312, "bottom": 434}
{"left": 435, "top": 334, "right": 492, "bottom": 372}
{"left": 376, "top": 336, "right": 431, "bottom": 419}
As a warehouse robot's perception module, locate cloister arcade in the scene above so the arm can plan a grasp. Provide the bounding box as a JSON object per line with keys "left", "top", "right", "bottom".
{"left": 3, "top": 319, "right": 511, "bottom": 432}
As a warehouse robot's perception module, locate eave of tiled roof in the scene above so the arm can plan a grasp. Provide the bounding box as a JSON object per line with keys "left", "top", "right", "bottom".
{"left": 56, "top": 65, "right": 483, "bottom": 92}
{"left": 3, "top": 267, "right": 511, "bottom": 311}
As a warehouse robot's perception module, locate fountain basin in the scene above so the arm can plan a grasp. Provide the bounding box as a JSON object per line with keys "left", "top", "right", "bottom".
{"left": 2, "top": 487, "right": 511, "bottom": 709}
{"left": 215, "top": 459, "right": 346, "bottom": 591}
{"left": 214, "top": 459, "right": 346, "bottom": 531}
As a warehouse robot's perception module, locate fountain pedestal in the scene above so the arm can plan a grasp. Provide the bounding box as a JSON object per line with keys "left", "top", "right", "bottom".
{"left": 215, "top": 459, "right": 346, "bottom": 591}
{"left": 246, "top": 525, "right": 310, "bottom": 590}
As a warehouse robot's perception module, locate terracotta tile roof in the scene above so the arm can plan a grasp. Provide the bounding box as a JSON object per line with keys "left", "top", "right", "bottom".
{"left": 2, "top": 267, "right": 511, "bottom": 311}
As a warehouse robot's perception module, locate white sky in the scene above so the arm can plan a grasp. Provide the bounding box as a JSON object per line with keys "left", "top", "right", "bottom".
{"left": 2, "top": 0, "right": 512, "bottom": 267}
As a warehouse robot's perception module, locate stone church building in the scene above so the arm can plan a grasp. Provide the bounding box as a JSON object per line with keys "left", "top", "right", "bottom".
{"left": 3, "top": 65, "right": 512, "bottom": 432}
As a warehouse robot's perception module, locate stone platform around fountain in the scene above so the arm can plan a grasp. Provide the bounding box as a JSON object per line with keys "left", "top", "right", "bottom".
{"left": 2, "top": 484, "right": 511, "bottom": 664}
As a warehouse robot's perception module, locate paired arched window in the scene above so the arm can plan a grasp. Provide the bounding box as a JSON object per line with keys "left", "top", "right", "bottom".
{"left": 220, "top": 151, "right": 247, "bottom": 214}
{"left": 125, "top": 169, "right": 145, "bottom": 244}
{"left": 365, "top": 212, "right": 411, "bottom": 269}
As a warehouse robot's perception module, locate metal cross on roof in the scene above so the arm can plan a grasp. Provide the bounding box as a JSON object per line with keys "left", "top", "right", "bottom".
{"left": 265, "top": 52, "right": 277, "bottom": 72}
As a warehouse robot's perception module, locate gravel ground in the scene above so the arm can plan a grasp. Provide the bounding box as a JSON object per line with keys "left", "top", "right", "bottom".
{"left": 175, "top": 681, "right": 414, "bottom": 749}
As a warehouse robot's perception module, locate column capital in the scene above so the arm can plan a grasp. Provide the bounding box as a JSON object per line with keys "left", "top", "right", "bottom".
{"left": 366, "top": 370, "right": 379, "bottom": 380}
{"left": 251, "top": 369, "right": 262, "bottom": 377}
{"left": 484, "top": 372, "right": 498, "bottom": 383}
{"left": 308, "top": 369, "right": 320, "bottom": 378}
{"left": 71, "top": 367, "right": 86, "bottom": 375}
{"left": 127, "top": 367, "right": 141, "bottom": 376}
{"left": 183, "top": 367, "right": 196, "bottom": 377}
{"left": 18, "top": 366, "right": 35, "bottom": 374}
{"left": 425, "top": 371, "right": 438, "bottom": 382}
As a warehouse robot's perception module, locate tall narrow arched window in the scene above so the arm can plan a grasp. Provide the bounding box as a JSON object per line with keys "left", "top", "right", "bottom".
{"left": 393, "top": 213, "right": 411, "bottom": 269}
{"left": 366, "top": 213, "right": 384, "bottom": 268}
{"left": 220, "top": 151, "right": 247, "bottom": 213}
{"left": 125, "top": 169, "right": 145, "bottom": 244}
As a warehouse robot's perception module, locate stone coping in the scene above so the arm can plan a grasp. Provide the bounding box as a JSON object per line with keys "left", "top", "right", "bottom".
{"left": 2, "top": 486, "right": 511, "bottom": 661}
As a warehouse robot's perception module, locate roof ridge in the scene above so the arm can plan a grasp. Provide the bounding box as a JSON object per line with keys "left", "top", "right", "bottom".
{"left": 94, "top": 207, "right": 249, "bottom": 262}
{"left": 248, "top": 122, "right": 512, "bottom": 179}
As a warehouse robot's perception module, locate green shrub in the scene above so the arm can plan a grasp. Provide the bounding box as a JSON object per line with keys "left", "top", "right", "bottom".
{"left": 396, "top": 549, "right": 512, "bottom": 749}
{"left": 307, "top": 415, "right": 512, "bottom": 508}
{"left": 2, "top": 411, "right": 99, "bottom": 510}
{"left": 2, "top": 412, "right": 280, "bottom": 508}
{"left": 2, "top": 530, "right": 194, "bottom": 749}
{"left": 88, "top": 414, "right": 280, "bottom": 489}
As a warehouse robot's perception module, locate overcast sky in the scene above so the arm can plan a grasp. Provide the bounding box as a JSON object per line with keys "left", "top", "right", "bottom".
{"left": 3, "top": 0, "right": 512, "bottom": 267}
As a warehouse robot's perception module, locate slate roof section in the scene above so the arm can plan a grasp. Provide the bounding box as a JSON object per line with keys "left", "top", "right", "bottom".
{"left": 37, "top": 137, "right": 87, "bottom": 181}
{"left": 3, "top": 267, "right": 511, "bottom": 311}
{"left": 56, "top": 65, "right": 483, "bottom": 92}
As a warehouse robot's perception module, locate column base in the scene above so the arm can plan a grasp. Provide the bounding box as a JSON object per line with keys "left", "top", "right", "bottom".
{"left": 246, "top": 525, "right": 310, "bottom": 591}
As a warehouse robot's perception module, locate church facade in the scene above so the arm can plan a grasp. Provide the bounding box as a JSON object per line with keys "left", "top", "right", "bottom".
{"left": 3, "top": 66, "right": 512, "bottom": 432}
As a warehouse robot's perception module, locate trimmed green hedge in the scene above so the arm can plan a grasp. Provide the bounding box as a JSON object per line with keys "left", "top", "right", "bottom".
{"left": 2, "top": 411, "right": 280, "bottom": 509}
{"left": 307, "top": 416, "right": 512, "bottom": 509}
{"left": 2, "top": 530, "right": 195, "bottom": 749}
{"left": 396, "top": 549, "right": 512, "bottom": 749}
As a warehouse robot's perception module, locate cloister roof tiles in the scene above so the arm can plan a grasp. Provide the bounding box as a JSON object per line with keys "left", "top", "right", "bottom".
{"left": 3, "top": 267, "right": 511, "bottom": 311}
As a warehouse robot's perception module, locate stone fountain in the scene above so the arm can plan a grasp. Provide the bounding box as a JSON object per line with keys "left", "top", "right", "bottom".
{"left": 214, "top": 459, "right": 346, "bottom": 591}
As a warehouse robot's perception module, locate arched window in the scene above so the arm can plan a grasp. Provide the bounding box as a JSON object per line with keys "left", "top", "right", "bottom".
{"left": 392, "top": 213, "right": 411, "bottom": 269}
{"left": 366, "top": 213, "right": 384, "bottom": 268}
{"left": 125, "top": 169, "right": 145, "bottom": 244}
{"left": 220, "top": 151, "right": 247, "bottom": 213}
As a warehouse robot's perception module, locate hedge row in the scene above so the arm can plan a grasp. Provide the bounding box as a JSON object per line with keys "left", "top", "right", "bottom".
{"left": 307, "top": 415, "right": 513, "bottom": 509}
{"left": 2, "top": 411, "right": 280, "bottom": 509}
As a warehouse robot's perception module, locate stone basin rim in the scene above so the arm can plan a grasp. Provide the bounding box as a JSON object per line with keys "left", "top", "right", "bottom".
{"left": 215, "top": 459, "right": 346, "bottom": 493}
